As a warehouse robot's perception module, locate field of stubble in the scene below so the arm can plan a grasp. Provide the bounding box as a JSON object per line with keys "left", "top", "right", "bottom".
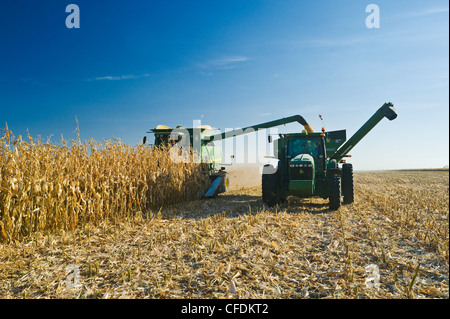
{"left": 0, "top": 169, "right": 448, "bottom": 299}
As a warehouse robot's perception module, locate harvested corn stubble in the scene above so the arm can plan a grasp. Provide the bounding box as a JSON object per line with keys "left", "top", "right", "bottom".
{"left": 0, "top": 127, "right": 448, "bottom": 299}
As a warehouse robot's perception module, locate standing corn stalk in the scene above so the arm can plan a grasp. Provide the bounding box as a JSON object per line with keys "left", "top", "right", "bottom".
{"left": 0, "top": 128, "right": 210, "bottom": 242}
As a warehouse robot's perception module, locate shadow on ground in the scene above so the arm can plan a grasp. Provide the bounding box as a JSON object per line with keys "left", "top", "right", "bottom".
{"left": 157, "top": 187, "right": 332, "bottom": 219}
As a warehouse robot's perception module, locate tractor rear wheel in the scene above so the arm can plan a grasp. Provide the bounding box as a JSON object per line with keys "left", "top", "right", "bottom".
{"left": 342, "top": 163, "right": 354, "bottom": 204}
{"left": 262, "top": 165, "right": 283, "bottom": 207}
{"left": 328, "top": 174, "right": 341, "bottom": 210}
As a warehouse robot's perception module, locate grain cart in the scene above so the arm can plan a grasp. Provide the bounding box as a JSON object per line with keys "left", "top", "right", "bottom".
{"left": 262, "top": 102, "right": 397, "bottom": 210}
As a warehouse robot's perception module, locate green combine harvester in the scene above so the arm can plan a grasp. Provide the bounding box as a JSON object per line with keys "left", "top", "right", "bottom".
{"left": 147, "top": 124, "right": 231, "bottom": 196}
{"left": 146, "top": 102, "right": 397, "bottom": 210}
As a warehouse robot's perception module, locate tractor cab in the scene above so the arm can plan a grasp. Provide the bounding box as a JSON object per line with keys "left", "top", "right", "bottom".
{"left": 279, "top": 133, "right": 328, "bottom": 197}
{"left": 287, "top": 135, "right": 326, "bottom": 173}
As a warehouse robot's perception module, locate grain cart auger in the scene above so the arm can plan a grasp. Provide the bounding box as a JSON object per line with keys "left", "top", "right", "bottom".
{"left": 262, "top": 102, "right": 397, "bottom": 210}
{"left": 145, "top": 115, "right": 315, "bottom": 198}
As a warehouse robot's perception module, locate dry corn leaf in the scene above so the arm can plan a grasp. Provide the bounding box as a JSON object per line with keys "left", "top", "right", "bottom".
{"left": 417, "top": 287, "right": 443, "bottom": 296}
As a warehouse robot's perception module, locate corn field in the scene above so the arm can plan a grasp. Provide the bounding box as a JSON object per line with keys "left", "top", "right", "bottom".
{"left": 0, "top": 127, "right": 448, "bottom": 299}
{"left": 0, "top": 128, "right": 210, "bottom": 242}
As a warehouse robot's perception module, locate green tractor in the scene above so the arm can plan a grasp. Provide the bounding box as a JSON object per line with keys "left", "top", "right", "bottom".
{"left": 262, "top": 102, "right": 397, "bottom": 210}
{"left": 145, "top": 102, "right": 397, "bottom": 209}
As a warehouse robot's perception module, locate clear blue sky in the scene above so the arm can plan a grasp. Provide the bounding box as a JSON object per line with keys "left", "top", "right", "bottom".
{"left": 0, "top": 0, "right": 448, "bottom": 169}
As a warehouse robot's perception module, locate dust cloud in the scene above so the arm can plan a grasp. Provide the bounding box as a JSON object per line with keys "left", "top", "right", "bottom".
{"left": 223, "top": 163, "right": 263, "bottom": 190}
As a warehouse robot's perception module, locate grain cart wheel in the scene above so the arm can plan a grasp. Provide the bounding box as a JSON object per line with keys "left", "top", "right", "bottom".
{"left": 328, "top": 174, "right": 341, "bottom": 210}
{"left": 262, "top": 164, "right": 281, "bottom": 207}
{"left": 342, "top": 163, "right": 354, "bottom": 204}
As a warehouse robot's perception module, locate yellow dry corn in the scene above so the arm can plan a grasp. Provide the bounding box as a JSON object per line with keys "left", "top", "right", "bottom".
{"left": 0, "top": 129, "right": 210, "bottom": 242}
